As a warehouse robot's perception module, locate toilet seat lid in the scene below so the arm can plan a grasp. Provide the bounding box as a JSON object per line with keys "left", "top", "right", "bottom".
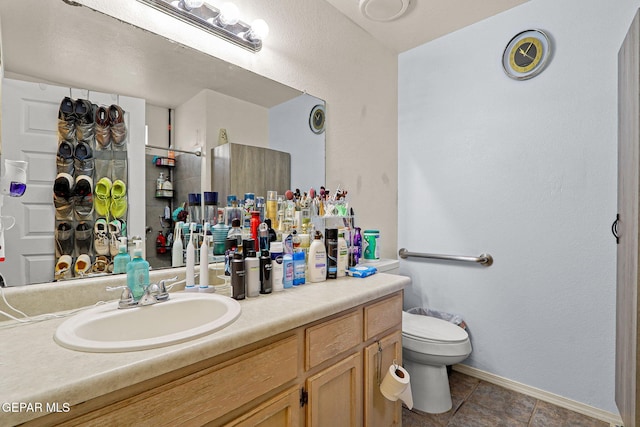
{"left": 402, "top": 311, "right": 468, "bottom": 343}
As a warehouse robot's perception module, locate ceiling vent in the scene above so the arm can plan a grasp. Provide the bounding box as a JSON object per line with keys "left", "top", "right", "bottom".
{"left": 359, "top": 0, "right": 411, "bottom": 22}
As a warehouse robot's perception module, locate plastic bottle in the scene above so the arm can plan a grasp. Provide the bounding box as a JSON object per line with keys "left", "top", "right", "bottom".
{"left": 126, "top": 240, "right": 149, "bottom": 300}
{"left": 283, "top": 253, "right": 293, "bottom": 289}
{"left": 226, "top": 218, "right": 243, "bottom": 254}
{"left": 270, "top": 241, "right": 284, "bottom": 292}
{"left": 363, "top": 229, "right": 380, "bottom": 262}
{"left": 325, "top": 228, "right": 338, "bottom": 279}
{"left": 337, "top": 229, "right": 348, "bottom": 277}
{"left": 250, "top": 211, "right": 261, "bottom": 243}
{"left": 245, "top": 250, "right": 260, "bottom": 297}
{"left": 199, "top": 223, "right": 209, "bottom": 288}
{"left": 350, "top": 227, "right": 362, "bottom": 266}
{"left": 258, "top": 222, "right": 269, "bottom": 252}
{"left": 172, "top": 221, "right": 184, "bottom": 267}
{"left": 185, "top": 224, "right": 196, "bottom": 288}
{"left": 307, "top": 231, "right": 327, "bottom": 283}
{"left": 293, "top": 251, "right": 306, "bottom": 286}
{"left": 113, "top": 237, "right": 131, "bottom": 274}
{"left": 260, "top": 249, "right": 272, "bottom": 294}
{"left": 231, "top": 253, "right": 246, "bottom": 300}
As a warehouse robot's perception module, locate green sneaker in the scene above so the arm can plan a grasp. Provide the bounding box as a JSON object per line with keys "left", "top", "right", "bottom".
{"left": 110, "top": 179, "right": 127, "bottom": 219}
{"left": 94, "top": 177, "right": 112, "bottom": 217}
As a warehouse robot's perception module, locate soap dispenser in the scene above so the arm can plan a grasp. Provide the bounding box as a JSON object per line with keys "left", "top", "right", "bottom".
{"left": 126, "top": 240, "right": 149, "bottom": 299}
{"left": 113, "top": 237, "right": 131, "bottom": 274}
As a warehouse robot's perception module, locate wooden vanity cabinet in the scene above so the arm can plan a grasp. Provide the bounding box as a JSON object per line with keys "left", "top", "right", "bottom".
{"left": 29, "top": 291, "right": 402, "bottom": 427}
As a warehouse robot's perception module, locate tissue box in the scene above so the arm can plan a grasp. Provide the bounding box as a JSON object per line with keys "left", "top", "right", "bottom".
{"left": 347, "top": 265, "right": 377, "bottom": 278}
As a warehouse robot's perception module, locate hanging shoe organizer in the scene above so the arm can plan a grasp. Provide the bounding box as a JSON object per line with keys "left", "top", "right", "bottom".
{"left": 53, "top": 96, "right": 129, "bottom": 280}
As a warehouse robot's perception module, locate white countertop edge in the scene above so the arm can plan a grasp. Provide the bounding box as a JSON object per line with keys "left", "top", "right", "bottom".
{"left": 0, "top": 273, "right": 408, "bottom": 425}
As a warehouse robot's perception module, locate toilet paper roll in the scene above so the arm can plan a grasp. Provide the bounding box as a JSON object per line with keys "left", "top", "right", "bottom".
{"left": 380, "top": 364, "right": 413, "bottom": 410}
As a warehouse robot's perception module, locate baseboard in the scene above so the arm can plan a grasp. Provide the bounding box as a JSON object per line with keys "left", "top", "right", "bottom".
{"left": 452, "top": 364, "right": 624, "bottom": 426}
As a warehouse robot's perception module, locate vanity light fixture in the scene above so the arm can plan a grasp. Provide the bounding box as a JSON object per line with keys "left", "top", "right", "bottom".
{"left": 137, "top": 0, "right": 269, "bottom": 52}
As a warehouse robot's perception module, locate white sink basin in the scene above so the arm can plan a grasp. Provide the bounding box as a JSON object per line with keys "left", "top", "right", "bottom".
{"left": 54, "top": 292, "right": 241, "bottom": 353}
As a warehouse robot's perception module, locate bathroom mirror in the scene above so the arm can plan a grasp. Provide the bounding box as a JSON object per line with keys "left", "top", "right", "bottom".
{"left": 0, "top": 0, "right": 325, "bottom": 287}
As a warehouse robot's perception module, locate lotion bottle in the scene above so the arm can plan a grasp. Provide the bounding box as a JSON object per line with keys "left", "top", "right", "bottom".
{"left": 308, "top": 231, "right": 327, "bottom": 283}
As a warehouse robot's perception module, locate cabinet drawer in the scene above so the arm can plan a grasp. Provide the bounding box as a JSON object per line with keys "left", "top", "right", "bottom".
{"left": 65, "top": 336, "right": 298, "bottom": 426}
{"left": 364, "top": 293, "right": 402, "bottom": 341}
{"left": 306, "top": 310, "right": 363, "bottom": 369}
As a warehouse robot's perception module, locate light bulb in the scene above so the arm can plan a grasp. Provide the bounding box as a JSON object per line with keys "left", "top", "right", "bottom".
{"left": 247, "top": 19, "right": 269, "bottom": 41}
{"left": 218, "top": 2, "right": 239, "bottom": 26}
{"left": 182, "top": 0, "right": 204, "bottom": 10}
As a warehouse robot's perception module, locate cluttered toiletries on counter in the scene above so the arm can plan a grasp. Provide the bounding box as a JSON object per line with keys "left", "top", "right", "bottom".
{"left": 138, "top": 185, "right": 384, "bottom": 302}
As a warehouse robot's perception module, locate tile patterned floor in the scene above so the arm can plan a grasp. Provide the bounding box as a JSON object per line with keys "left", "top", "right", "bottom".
{"left": 402, "top": 371, "right": 610, "bottom": 427}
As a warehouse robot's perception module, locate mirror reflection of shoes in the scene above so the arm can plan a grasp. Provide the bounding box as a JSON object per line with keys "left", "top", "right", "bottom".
{"left": 56, "top": 140, "right": 75, "bottom": 175}
{"left": 75, "top": 221, "right": 93, "bottom": 255}
{"left": 53, "top": 173, "right": 73, "bottom": 199}
{"left": 109, "top": 104, "right": 127, "bottom": 148}
{"left": 74, "top": 141, "right": 95, "bottom": 176}
{"left": 55, "top": 222, "right": 74, "bottom": 257}
{"left": 74, "top": 254, "right": 92, "bottom": 277}
{"left": 110, "top": 179, "right": 127, "bottom": 219}
{"left": 109, "top": 218, "right": 125, "bottom": 256}
{"left": 94, "top": 218, "right": 110, "bottom": 256}
{"left": 75, "top": 99, "right": 95, "bottom": 142}
{"left": 57, "top": 97, "right": 76, "bottom": 141}
{"left": 91, "top": 255, "right": 110, "bottom": 274}
{"left": 94, "top": 177, "right": 112, "bottom": 217}
{"left": 95, "top": 106, "right": 111, "bottom": 150}
{"left": 55, "top": 255, "right": 73, "bottom": 281}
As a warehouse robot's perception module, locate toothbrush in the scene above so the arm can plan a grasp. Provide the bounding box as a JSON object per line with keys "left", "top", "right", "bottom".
{"left": 185, "top": 223, "right": 195, "bottom": 289}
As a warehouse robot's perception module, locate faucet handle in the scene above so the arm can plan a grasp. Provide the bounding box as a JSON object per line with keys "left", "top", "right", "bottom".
{"left": 158, "top": 276, "right": 179, "bottom": 293}
{"left": 118, "top": 287, "right": 137, "bottom": 309}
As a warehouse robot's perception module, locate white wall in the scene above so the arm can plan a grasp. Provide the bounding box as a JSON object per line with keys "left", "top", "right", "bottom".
{"left": 399, "top": 0, "right": 640, "bottom": 414}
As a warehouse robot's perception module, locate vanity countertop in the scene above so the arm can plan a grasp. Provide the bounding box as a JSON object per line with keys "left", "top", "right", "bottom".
{"left": 0, "top": 273, "right": 408, "bottom": 426}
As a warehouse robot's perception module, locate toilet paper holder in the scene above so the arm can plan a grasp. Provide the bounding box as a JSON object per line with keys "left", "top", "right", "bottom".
{"left": 376, "top": 340, "right": 400, "bottom": 386}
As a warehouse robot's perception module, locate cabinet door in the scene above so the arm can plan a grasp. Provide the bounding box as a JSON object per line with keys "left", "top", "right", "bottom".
{"left": 306, "top": 352, "right": 362, "bottom": 427}
{"left": 224, "top": 387, "right": 301, "bottom": 427}
{"left": 364, "top": 330, "right": 402, "bottom": 427}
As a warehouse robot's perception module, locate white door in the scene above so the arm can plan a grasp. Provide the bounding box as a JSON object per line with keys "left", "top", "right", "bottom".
{"left": 0, "top": 78, "right": 146, "bottom": 287}
{"left": 0, "top": 79, "right": 60, "bottom": 285}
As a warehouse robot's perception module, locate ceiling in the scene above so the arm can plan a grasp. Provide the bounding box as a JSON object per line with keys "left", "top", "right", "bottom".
{"left": 325, "top": 0, "right": 529, "bottom": 53}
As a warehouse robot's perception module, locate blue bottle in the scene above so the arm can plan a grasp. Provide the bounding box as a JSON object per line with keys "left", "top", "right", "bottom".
{"left": 126, "top": 241, "right": 149, "bottom": 300}
{"left": 293, "top": 251, "right": 306, "bottom": 286}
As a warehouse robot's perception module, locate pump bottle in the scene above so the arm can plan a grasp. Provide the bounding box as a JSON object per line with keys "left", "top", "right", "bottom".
{"left": 126, "top": 240, "right": 149, "bottom": 299}
{"left": 307, "top": 231, "right": 327, "bottom": 283}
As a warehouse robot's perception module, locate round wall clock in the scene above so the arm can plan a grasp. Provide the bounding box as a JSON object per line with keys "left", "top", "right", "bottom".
{"left": 502, "top": 29, "right": 551, "bottom": 80}
{"left": 309, "top": 104, "right": 326, "bottom": 134}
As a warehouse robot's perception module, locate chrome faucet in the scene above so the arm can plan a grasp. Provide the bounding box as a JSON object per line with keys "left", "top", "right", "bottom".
{"left": 107, "top": 276, "right": 178, "bottom": 309}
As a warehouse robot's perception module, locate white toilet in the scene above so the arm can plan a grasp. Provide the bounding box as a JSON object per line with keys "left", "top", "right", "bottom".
{"left": 402, "top": 310, "right": 471, "bottom": 413}
{"left": 371, "top": 259, "right": 472, "bottom": 414}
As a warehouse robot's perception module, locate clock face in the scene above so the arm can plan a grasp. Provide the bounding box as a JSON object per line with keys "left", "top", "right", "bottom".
{"left": 503, "top": 30, "right": 551, "bottom": 80}
{"left": 309, "top": 104, "right": 325, "bottom": 134}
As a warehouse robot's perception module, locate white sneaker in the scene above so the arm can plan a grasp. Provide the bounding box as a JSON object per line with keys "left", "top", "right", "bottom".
{"left": 94, "top": 219, "right": 110, "bottom": 256}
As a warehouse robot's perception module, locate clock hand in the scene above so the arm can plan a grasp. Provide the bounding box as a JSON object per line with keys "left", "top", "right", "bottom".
{"left": 518, "top": 48, "right": 535, "bottom": 61}
{"left": 524, "top": 41, "right": 534, "bottom": 55}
